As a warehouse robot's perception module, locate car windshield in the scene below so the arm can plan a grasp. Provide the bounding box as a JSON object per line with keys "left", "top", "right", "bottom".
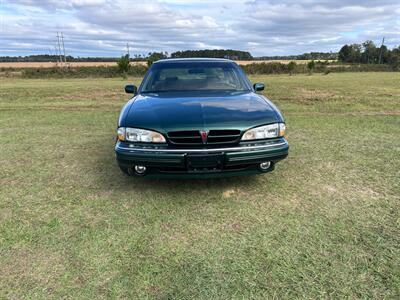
{"left": 140, "top": 61, "right": 250, "bottom": 93}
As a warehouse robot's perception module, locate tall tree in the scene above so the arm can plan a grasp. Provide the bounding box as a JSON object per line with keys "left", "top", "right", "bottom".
{"left": 362, "top": 40, "right": 377, "bottom": 64}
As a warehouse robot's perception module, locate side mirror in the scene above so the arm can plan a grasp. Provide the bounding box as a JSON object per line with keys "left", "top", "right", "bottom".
{"left": 253, "top": 83, "right": 264, "bottom": 91}
{"left": 125, "top": 84, "right": 137, "bottom": 94}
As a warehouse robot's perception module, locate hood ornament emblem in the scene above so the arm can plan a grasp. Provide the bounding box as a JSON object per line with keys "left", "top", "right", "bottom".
{"left": 200, "top": 130, "right": 209, "bottom": 144}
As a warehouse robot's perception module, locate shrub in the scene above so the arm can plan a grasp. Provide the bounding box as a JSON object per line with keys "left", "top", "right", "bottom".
{"left": 307, "top": 60, "right": 316, "bottom": 74}
{"left": 147, "top": 52, "right": 167, "bottom": 66}
{"left": 117, "top": 55, "right": 131, "bottom": 73}
{"left": 287, "top": 61, "right": 297, "bottom": 75}
{"left": 241, "top": 62, "right": 289, "bottom": 74}
{"left": 21, "top": 65, "right": 148, "bottom": 78}
{"left": 16, "top": 61, "right": 397, "bottom": 79}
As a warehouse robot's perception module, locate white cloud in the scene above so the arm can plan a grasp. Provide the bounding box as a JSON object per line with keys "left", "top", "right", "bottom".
{"left": 1, "top": 0, "right": 399, "bottom": 56}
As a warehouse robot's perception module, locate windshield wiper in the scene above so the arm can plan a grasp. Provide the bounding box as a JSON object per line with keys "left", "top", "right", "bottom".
{"left": 141, "top": 90, "right": 166, "bottom": 94}
{"left": 141, "top": 89, "right": 247, "bottom": 93}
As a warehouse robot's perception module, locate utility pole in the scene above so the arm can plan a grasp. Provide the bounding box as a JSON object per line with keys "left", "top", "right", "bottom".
{"left": 61, "top": 32, "right": 67, "bottom": 65}
{"left": 56, "top": 32, "right": 63, "bottom": 67}
{"left": 378, "top": 37, "right": 385, "bottom": 64}
{"left": 53, "top": 45, "right": 58, "bottom": 59}
{"left": 126, "top": 42, "right": 130, "bottom": 57}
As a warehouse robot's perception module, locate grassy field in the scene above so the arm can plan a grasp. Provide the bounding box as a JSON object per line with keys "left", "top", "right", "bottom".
{"left": 0, "top": 73, "right": 399, "bottom": 299}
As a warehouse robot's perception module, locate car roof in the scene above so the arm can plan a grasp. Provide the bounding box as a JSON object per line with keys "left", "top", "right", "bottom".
{"left": 154, "top": 58, "right": 235, "bottom": 64}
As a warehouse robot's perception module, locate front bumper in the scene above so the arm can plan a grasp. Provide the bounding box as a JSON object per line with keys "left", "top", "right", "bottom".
{"left": 115, "top": 138, "right": 289, "bottom": 177}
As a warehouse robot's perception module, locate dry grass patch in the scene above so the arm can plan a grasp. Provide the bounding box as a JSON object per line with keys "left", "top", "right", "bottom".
{"left": 295, "top": 87, "right": 336, "bottom": 102}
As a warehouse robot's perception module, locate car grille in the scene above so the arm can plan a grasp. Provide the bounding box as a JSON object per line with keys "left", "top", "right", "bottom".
{"left": 167, "top": 129, "right": 241, "bottom": 145}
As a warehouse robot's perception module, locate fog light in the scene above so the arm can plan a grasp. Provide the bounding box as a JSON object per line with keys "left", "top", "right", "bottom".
{"left": 259, "top": 161, "right": 271, "bottom": 170}
{"left": 134, "top": 165, "right": 147, "bottom": 175}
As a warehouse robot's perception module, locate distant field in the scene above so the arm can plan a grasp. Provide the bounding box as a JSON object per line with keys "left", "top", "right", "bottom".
{"left": 0, "top": 59, "right": 335, "bottom": 68}
{"left": 0, "top": 73, "right": 399, "bottom": 298}
{"left": 0, "top": 61, "right": 146, "bottom": 68}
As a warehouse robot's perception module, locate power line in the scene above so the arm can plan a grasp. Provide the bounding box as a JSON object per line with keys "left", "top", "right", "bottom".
{"left": 53, "top": 45, "right": 58, "bottom": 63}
{"left": 61, "top": 32, "right": 67, "bottom": 64}
{"left": 378, "top": 37, "right": 385, "bottom": 64}
{"left": 56, "top": 32, "right": 62, "bottom": 67}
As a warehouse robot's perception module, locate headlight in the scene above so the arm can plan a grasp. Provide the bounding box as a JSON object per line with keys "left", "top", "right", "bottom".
{"left": 241, "top": 123, "right": 286, "bottom": 141}
{"left": 117, "top": 127, "right": 166, "bottom": 143}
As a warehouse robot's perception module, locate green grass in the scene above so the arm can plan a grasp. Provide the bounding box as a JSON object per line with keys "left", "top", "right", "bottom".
{"left": 1, "top": 72, "right": 399, "bottom": 299}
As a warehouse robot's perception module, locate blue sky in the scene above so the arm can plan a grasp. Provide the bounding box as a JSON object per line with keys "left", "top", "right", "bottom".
{"left": 1, "top": 0, "right": 399, "bottom": 57}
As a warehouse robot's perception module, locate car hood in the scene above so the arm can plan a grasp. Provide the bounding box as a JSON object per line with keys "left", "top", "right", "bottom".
{"left": 123, "top": 91, "right": 280, "bottom": 132}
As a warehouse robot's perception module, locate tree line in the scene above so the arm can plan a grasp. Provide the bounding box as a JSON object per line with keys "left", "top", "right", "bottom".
{"left": 0, "top": 55, "right": 119, "bottom": 63}
{"left": 0, "top": 50, "right": 253, "bottom": 62}
{"left": 2, "top": 42, "right": 399, "bottom": 70}
{"left": 170, "top": 49, "right": 253, "bottom": 60}
{"left": 0, "top": 50, "right": 338, "bottom": 63}
{"left": 338, "top": 40, "right": 399, "bottom": 67}
{"left": 257, "top": 52, "right": 338, "bottom": 61}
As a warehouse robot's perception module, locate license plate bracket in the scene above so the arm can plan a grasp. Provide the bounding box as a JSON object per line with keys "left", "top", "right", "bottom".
{"left": 186, "top": 153, "right": 224, "bottom": 170}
